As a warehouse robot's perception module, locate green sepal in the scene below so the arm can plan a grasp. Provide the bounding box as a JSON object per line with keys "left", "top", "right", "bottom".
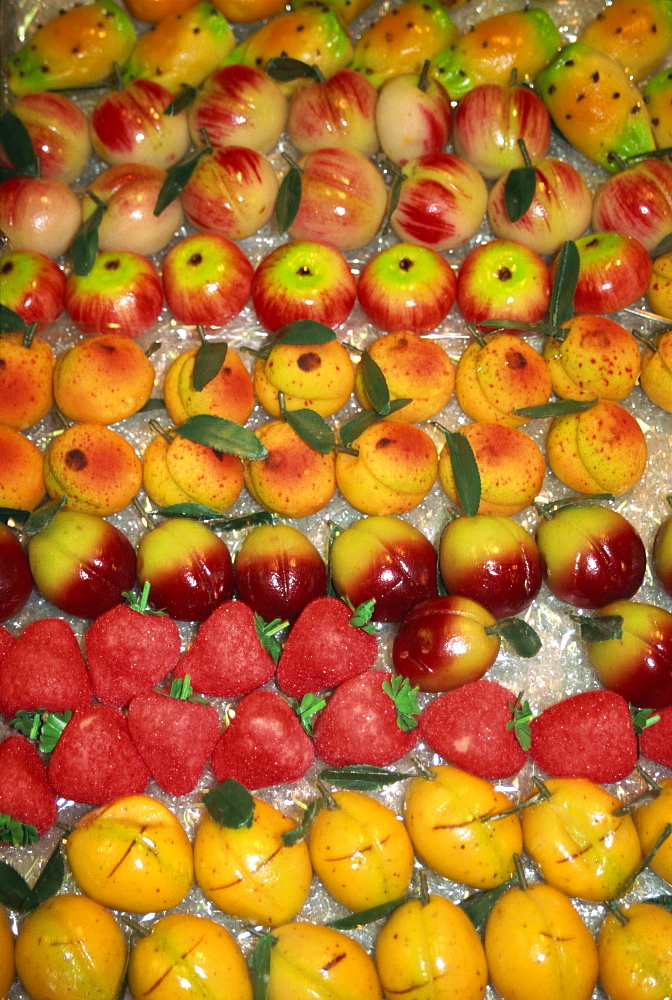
{"left": 203, "top": 778, "right": 255, "bottom": 829}
{"left": 275, "top": 165, "right": 302, "bottom": 234}
{"left": 0, "top": 815, "right": 39, "bottom": 848}
{"left": 631, "top": 706, "right": 661, "bottom": 735}
{"left": 193, "top": 341, "right": 228, "bottom": 392}
{"left": 328, "top": 896, "right": 409, "bottom": 929}
{"left": 318, "top": 764, "right": 413, "bottom": 790}
{"left": 507, "top": 693, "right": 534, "bottom": 751}
{"left": 169, "top": 675, "right": 193, "bottom": 700}
{"left": 459, "top": 878, "right": 516, "bottom": 930}
{"left": 0, "top": 110, "right": 38, "bottom": 177}
{"left": 344, "top": 596, "right": 376, "bottom": 634}
{"left": 122, "top": 579, "right": 167, "bottom": 616}
{"left": 382, "top": 675, "right": 420, "bottom": 733}
{"left": 178, "top": 414, "right": 267, "bottom": 460}
{"left": 281, "top": 796, "right": 325, "bottom": 846}
{"left": 10, "top": 709, "right": 71, "bottom": 754}
{"left": 254, "top": 613, "right": 288, "bottom": 664}
{"left": 291, "top": 692, "right": 327, "bottom": 737}
{"left": 284, "top": 407, "right": 335, "bottom": 455}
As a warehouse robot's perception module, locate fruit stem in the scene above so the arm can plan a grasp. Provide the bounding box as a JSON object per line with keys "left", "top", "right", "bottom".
{"left": 606, "top": 150, "right": 628, "bottom": 172}
{"left": 418, "top": 869, "right": 430, "bottom": 905}
{"left": 410, "top": 753, "right": 436, "bottom": 781}
{"left": 606, "top": 899, "right": 629, "bottom": 925}
{"left": 466, "top": 323, "right": 487, "bottom": 347}
{"left": 516, "top": 137, "right": 532, "bottom": 169}
{"left": 629, "top": 326, "right": 659, "bottom": 351}
{"left": 614, "top": 823, "right": 672, "bottom": 899}
{"left": 533, "top": 494, "right": 615, "bottom": 519}
{"left": 132, "top": 496, "right": 156, "bottom": 529}
{"left": 418, "top": 59, "right": 431, "bottom": 92}
{"left": 281, "top": 151, "right": 302, "bottom": 174}
{"left": 22, "top": 321, "right": 38, "bottom": 350}
{"left": 513, "top": 853, "right": 528, "bottom": 889}
{"left": 315, "top": 778, "right": 339, "bottom": 809}
{"left": 148, "top": 418, "right": 174, "bottom": 443}
{"left": 145, "top": 340, "right": 162, "bottom": 359}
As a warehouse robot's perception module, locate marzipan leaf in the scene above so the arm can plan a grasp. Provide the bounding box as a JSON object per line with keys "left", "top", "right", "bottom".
{"left": 254, "top": 614, "right": 288, "bottom": 664}
{"left": 361, "top": 350, "right": 391, "bottom": 413}
{"left": 178, "top": 415, "right": 267, "bottom": 459}
{"left": 71, "top": 198, "right": 106, "bottom": 277}
{"left": 0, "top": 110, "right": 38, "bottom": 176}
{"left": 0, "top": 815, "right": 39, "bottom": 848}
{"left": 460, "top": 879, "right": 516, "bottom": 929}
{"left": 276, "top": 166, "right": 301, "bottom": 234}
{"left": 0, "top": 860, "right": 31, "bottom": 908}
{"left": 550, "top": 240, "right": 579, "bottom": 328}
{"left": 514, "top": 398, "right": 597, "bottom": 419}
{"left": 21, "top": 495, "right": 66, "bottom": 533}
{"left": 328, "top": 897, "right": 408, "bottom": 929}
{"left": 318, "top": 764, "right": 413, "bottom": 790}
{"left": 504, "top": 165, "right": 536, "bottom": 222}
{"left": 436, "top": 427, "right": 481, "bottom": 517}
{"left": 643, "top": 894, "right": 672, "bottom": 912}
{"left": 249, "top": 932, "right": 275, "bottom": 1000}
{"left": 338, "top": 400, "right": 410, "bottom": 449}
{"left": 490, "top": 618, "right": 541, "bottom": 658}
{"left": 0, "top": 304, "right": 31, "bottom": 335}
{"left": 266, "top": 55, "right": 320, "bottom": 83}
{"left": 193, "top": 341, "right": 228, "bottom": 392}
{"left": 163, "top": 83, "right": 197, "bottom": 116}
{"left": 281, "top": 797, "right": 325, "bottom": 846}
{"left": 22, "top": 841, "right": 65, "bottom": 913}
{"left": 574, "top": 613, "right": 624, "bottom": 643}
{"left": 139, "top": 398, "right": 167, "bottom": 412}
{"left": 154, "top": 148, "right": 206, "bottom": 216}
{"left": 284, "top": 407, "right": 335, "bottom": 454}
{"left": 203, "top": 778, "right": 255, "bottom": 829}
{"left": 263, "top": 320, "right": 336, "bottom": 351}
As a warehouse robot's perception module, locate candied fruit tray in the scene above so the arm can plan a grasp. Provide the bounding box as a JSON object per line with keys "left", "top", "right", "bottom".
{"left": 1, "top": 0, "right": 672, "bottom": 997}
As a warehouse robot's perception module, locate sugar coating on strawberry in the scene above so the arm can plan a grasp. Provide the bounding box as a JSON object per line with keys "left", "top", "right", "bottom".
{"left": 0, "top": 734, "right": 57, "bottom": 837}
{"left": 48, "top": 704, "right": 150, "bottom": 805}
{"left": 127, "top": 687, "right": 220, "bottom": 796}
{"left": 0, "top": 624, "right": 14, "bottom": 660}
{"left": 174, "top": 600, "right": 276, "bottom": 697}
{"left": 639, "top": 704, "right": 672, "bottom": 769}
{"left": 276, "top": 596, "right": 378, "bottom": 699}
{"left": 314, "top": 671, "right": 418, "bottom": 768}
{"left": 86, "top": 602, "right": 182, "bottom": 707}
{"left": 0, "top": 618, "right": 92, "bottom": 720}
{"left": 211, "top": 688, "right": 314, "bottom": 790}
{"left": 530, "top": 688, "right": 638, "bottom": 783}
{"left": 419, "top": 679, "right": 529, "bottom": 779}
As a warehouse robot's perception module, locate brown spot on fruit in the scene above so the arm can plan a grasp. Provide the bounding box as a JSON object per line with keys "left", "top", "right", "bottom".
{"left": 65, "top": 449, "right": 88, "bottom": 471}
{"left": 505, "top": 350, "right": 528, "bottom": 370}
{"left": 297, "top": 352, "right": 321, "bottom": 373}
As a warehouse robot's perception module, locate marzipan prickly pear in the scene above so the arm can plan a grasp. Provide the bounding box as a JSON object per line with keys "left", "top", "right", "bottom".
{"left": 349, "top": 0, "right": 457, "bottom": 90}
{"left": 644, "top": 68, "right": 672, "bottom": 154}
{"left": 121, "top": 1, "right": 235, "bottom": 93}
{"left": 7, "top": 0, "right": 136, "bottom": 95}
{"left": 578, "top": 0, "right": 672, "bottom": 82}
{"left": 536, "top": 42, "right": 656, "bottom": 171}
{"left": 431, "top": 7, "right": 561, "bottom": 100}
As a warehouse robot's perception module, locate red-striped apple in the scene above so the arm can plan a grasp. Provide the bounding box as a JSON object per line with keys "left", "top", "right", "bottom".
{"left": 162, "top": 232, "right": 253, "bottom": 328}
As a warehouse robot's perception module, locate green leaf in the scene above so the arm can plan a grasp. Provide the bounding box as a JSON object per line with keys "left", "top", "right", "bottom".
{"left": 0, "top": 815, "right": 40, "bottom": 849}
{"left": 507, "top": 693, "right": 534, "bottom": 751}
{"left": 361, "top": 351, "right": 391, "bottom": 414}
{"left": 22, "top": 841, "right": 65, "bottom": 913}
{"left": 169, "top": 675, "right": 193, "bottom": 700}
{"left": 266, "top": 55, "right": 321, "bottom": 83}
{"left": 249, "top": 932, "right": 275, "bottom": 1000}
{"left": 382, "top": 675, "right": 420, "bottom": 732}
{"left": 318, "top": 764, "right": 413, "bottom": 790}
{"left": 275, "top": 166, "right": 302, "bottom": 234}
{"left": 653, "top": 232, "right": 672, "bottom": 257}
{"left": 213, "top": 510, "right": 274, "bottom": 531}
{"left": 338, "top": 410, "right": 379, "bottom": 449}
{"left": 0, "top": 859, "right": 31, "bottom": 907}
{"left": 549, "top": 240, "right": 579, "bottom": 328}
{"left": 178, "top": 415, "right": 267, "bottom": 459}
{"left": 36, "top": 711, "right": 71, "bottom": 754}
{"left": 192, "top": 341, "right": 228, "bottom": 392}
{"left": 513, "top": 398, "right": 597, "bottom": 419}
{"left": 70, "top": 198, "right": 106, "bottom": 277}
{"left": 573, "top": 613, "right": 624, "bottom": 643}
{"left": 203, "top": 779, "right": 255, "bottom": 829}
{"left": 293, "top": 692, "right": 327, "bottom": 736}
{"left": 346, "top": 596, "right": 376, "bottom": 634}
{"left": 489, "top": 618, "right": 541, "bottom": 658}
{"left": 262, "top": 319, "right": 336, "bottom": 352}
{"left": 328, "top": 896, "right": 409, "bottom": 929}
{"left": 435, "top": 426, "right": 481, "bottom": 517}
{"left": 459, "top": 879, "right": 516, "bottom": 930}
{"left": 163, "top": 82, "right": 197, "bottom": 116}
{"left": 281, "top": 796, "right": 325, "bottom": 846}
{"left": 254, "top": 613, "right": 288, "bottom": 664}
{"left": 284, "top": 407, "right": 335, "bottom": 454}
{"left": 643, "top": 894, "right": 672, "bottom": 912}
{"left": 21, "top": 495, "right": 67, "bottom": 534}
{"left": 0, "top": 110, "right": 38, "bottom": 176}
{"left": 631, "top": 707, "right": 660, "bottom": 734}
{"left": 139, "top": 397, "right": 167, "bottom": 412}
{"left": 504, "top": 166, "right": 536, "bottom": 222}
{"left": 154, "top": 148, "right": 206, "bottom": 216}
{"left": 0, "top": 304, "right": 31, "bottom": 335}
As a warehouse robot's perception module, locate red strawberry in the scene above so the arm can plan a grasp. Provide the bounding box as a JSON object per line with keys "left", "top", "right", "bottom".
{"left": 85, "top": 587, "right": 182, "bottom": 706}
{"left": 276, "top": 596, "right": 378, "bottom": 699}
{"left": 419, "top": 679, "right": 530, "bottom": 779}
{"left": 0, "top": 618, "right": 92, "bottom": 720}
{"left": 48, "top": 704, "right": 150, "bottom": 805}
{"left": 0, "top": 734, "right": 57, "bottom": 840}
{"left": 127, "top": 682, "right": 220, "bottom": 796}
{"left": 314, "top": 671, "right": 419, "bottom": 768}
{"left": 0, "top": 624, "right": 14, "bottom": 660}
{"left": 639, "top": 703, "right": 672, "bottom": 768}
{"left": 211, "top": 688, "right": 314, "bottom": 789}
{"left": 174, "top": 600, "right": 277, "bottom": 697}
{"left": 530, "top": 688, "right": 638, "bottom": 783}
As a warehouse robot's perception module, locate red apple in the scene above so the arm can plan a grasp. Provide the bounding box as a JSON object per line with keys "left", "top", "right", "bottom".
{"left": 456, "top": 239, "right": 551, "bottom": 328}
{"left": 390, "top": 151, "right": 488, "bottom": 251}
{"left": 357, "top": 242, "right": 456, "bottom": 334}
{"left": 287, "top": 67, "right": 379, "bottom": 156}
{"left": 65, "top": 251, "right": 164, "bottom": 338}
{"left": 251, "top": 240, "right": 356, "bottom": 332}
{"left": 392, "top": 594, "right": 500, "bottom": 693}
{"left": 162, "top": 232, "right": 253, "bottom": 328}
{"left": 0, "top": 175, "right": 81, "bottom": 258}
{"left": 652, "top": 500, "right": 672, "bottom": 599}
{"left": 136, "top": 517, "right": 234, "bottom": 622}
{"left": 0, "top": 92, "right": 91, "bottom": 183}
{"left": 181, "top": 145, "right": 279, "bottom": 241}
{"left": 330, "top": 515, "right": 438, "bottom": 623}
{"left": 375, "top": 68, "right": 452, "bottom": 166}
{"left": 439, "top": 514, "right": 542, "bottom": 619}
{"left": 0, "top": 249, "right": 65, "bottom": 328}
{"left": 592, "top": 158, "right": 672, "bottom": 254}
{"left": 488, "top": 156, "right": 593, "bottom": 256}
{"left": 288, "top": 146, "right": 388, "bottom": 252}
{"left": 585, "top": 600, "right": 672, "bottom": 708}
{"left": 536, "top": 502, "right": 647, "bottom": 609}
{"left": 0, "top": 522, "right": 33, "bottom": 622}
{"left": 83, "top": 163, "right": 184, "bottom": 257}
{"left": 234, "top": 522, "right": 327, "bottom": 622}
{"left": 453, "top": 80, "right": 551, "bottom": 180}
{"left": 555, "top": 232, "right": 653, "bottom": 315}
{"left": 90, "top": 77, "right": 190, "bottom": 170}
{"left": 27, "top": 511, "right": 136, "bottom": 619}
{"left": 189, "top": 64, "right": 287, "bottom": 154}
